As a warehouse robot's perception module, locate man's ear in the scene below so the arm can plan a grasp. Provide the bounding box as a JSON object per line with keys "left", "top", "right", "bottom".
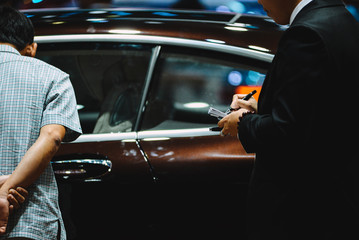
{"left": 20, "top": 42, "right": 38, "bottom": 57}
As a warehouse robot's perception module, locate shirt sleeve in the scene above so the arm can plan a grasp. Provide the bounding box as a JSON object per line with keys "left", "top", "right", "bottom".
{"left": 41, "top": 73, "right": 82, "bottom": 142}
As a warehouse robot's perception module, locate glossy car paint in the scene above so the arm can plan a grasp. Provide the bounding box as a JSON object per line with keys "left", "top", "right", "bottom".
{"left": 28, "top": 10, "right": 282, "bottom": 55}
{"left": 27, "top": 9, "right": 282, "bottom": 184}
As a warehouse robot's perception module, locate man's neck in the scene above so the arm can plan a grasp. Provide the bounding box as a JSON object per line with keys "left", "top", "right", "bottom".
{"left": 0, "top": 42, "right": 36, "bottom": 57}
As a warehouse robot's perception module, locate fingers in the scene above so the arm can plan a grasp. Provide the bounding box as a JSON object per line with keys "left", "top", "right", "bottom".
{"left": 7, "top": 187, "right": 28, "bottom": 211}
{"left": 217, "top": 115, "right": 227, "bottom": 128}
{"left": 218, "top": 112, "right": 240, "bottom": 137}
{"left": 221, "top": 126, "right": 237, "bottom": 137}
{"left": 221, "top": 126, "right": 233, "bottom": 137}
{"left": 231, "top": 94, "right": 258, "bottom": 112}
{"left": 15, "top": 187, "right": 28, "bottom": 199}
{"left": 218, "top": 115, "right": 229, "bottom": 136}
{"left": 7, "top": 193, "right": 20, "bottom": 210}
{"left": 0, "top": 217, "right": 8, "bottom": 235}
{"left": 231, "top": 94, "right": 251, "bottom": 109}
{"left": 232, "top": 94, "right": 247, "bottom": 101}
{"left": 231, "top": 94, "right": 247, "bottom": 109}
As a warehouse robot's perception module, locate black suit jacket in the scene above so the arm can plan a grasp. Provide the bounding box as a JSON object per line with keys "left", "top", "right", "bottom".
{"left": 238, "top": 0, "right": 359, "bottom": 239}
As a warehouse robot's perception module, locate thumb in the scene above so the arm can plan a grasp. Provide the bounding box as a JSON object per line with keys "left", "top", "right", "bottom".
{"left": 0, "top": 197, "right": 9, "bottom": 235}
{"left": 218, "top": 118, "right": 224, "bottom": 128}
{"left": 9, "top": 205, "right": 14, "bottom": 215}
{"left": 218, "top": 114, "right": 229, "bottom": 128}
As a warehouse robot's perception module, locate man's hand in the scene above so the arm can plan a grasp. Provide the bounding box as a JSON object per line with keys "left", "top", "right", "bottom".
{"left": 0, "top": 175, "right": 28, "bottom": 211}
{"left": 218, "top": 108, "right": 249, "bottom": 137}
{"left": 8, "top": 187, "right": 28, "bottom": 213}
{"left": 218, "top": 93, "right": 258, "bottom": 137}
{"left": 0, "top": 192, "right": 9, "bottom": 235}
{"left": 0, "top": 175, "right": 28, "bottom": 236}
{"left": 231, "top": 94, "right": 258, "bottom": 113}
{"left": 0, "top": 187, "right": 28, "bottom": 235}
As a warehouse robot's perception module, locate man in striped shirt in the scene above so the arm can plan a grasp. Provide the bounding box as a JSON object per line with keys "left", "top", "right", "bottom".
{"left": 0, "top": 6, "right": 82, "bottom": 239}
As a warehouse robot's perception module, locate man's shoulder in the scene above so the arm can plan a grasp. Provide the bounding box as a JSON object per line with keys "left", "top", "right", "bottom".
{"left": 292, "top": 0, "right": 359, "bottom": 34}
{"left": 22, "top": 56, "right": 68, "bottom": 78}
{"left": 289, "top": 0, "right": 359, "bottom": 55}
{"left": 0, "top": 45, "right": 67, "bottom": 78}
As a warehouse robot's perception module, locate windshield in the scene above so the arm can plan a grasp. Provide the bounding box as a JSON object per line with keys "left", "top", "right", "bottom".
{"left": 11, "top": 0, "right": 267, "bottom": 16}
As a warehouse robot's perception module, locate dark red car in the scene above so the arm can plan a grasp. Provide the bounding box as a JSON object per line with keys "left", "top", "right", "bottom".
{"left": 26, "top": 9, "right": 283, "bottom": 239}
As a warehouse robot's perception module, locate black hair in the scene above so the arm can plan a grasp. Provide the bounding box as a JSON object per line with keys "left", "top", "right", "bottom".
{"left": 0, "top": 6, "right": 34, "bottom": 51}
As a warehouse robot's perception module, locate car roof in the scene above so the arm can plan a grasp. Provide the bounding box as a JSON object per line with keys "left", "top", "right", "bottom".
{"left": 25, "top": 9, "right": 284, "bottom": 56}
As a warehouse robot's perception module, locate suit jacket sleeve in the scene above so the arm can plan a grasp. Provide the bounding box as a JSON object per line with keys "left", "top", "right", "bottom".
{"left": 238, "top": 26, "right": 328, "bottom": 153}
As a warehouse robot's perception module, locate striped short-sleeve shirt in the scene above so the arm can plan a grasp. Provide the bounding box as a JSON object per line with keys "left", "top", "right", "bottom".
{"left": 0, "top": 45, "right": 82, "bottom": 239}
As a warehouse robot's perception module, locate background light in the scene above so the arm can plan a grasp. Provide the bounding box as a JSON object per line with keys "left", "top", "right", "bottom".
{"left": 183, "top": 102, "right": 209, "bottom": 109}
{"left": 228, "top": 71, "right": 243, "bottom": 86}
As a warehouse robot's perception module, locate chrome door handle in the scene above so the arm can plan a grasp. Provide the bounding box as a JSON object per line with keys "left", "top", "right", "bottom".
{"left": 52, "top": 159, "right": 112, "bottom": 182}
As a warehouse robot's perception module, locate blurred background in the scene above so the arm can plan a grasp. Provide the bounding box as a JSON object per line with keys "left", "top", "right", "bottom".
{"left": 2, "top": 0, "right": 359, "bottom": 21}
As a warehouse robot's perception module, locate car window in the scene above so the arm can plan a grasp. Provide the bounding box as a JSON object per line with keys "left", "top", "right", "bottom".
{"left": 141, "top": 47, "right": 268, "bottom": 131}
{"left": 36, "top": 42, "right": 153, "bottom": 134}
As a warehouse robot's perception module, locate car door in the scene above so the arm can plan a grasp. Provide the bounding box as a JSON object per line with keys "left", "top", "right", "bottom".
{"left": 36, "top": 41, "right": 156, "bottom": 183}
{"left": 36, "top": 41, "right": 160, "bottom": 239}
{"left": 138, "top": 46, "right": 269, "bottom": 183}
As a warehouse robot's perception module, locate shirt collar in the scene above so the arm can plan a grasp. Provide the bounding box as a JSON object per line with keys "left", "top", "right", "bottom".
{"left": 0, "top": 44, "right": 21, "bottom": 55}
{"left": 290, "top": 0, "right": 313, "bottom": 25}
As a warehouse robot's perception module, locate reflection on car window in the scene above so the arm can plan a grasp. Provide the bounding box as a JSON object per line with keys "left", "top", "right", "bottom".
{"left": 141, "top": 47, "right": 267, "bottom": 131}
{"left": 37, "top": 43, "right": 153, "bottom": 134}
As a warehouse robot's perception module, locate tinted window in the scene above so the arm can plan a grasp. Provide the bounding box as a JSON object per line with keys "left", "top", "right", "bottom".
{"left": 141, "top": 47, "right": 268, "bottom": 131}
{"left": 37, "top": 43, "right": 153, "bottom": 134}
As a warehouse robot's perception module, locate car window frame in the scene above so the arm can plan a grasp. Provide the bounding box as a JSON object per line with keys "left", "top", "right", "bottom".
{"left": 35, "top": 34, "right": 274, "bottom": 142}
{"left": 139, "top": 44, "right": 271, "bottom": 132}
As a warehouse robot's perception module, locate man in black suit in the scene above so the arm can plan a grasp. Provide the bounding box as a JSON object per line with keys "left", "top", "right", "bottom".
{"left": 218, "top": 0, "right": 359, "bottom": 239}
